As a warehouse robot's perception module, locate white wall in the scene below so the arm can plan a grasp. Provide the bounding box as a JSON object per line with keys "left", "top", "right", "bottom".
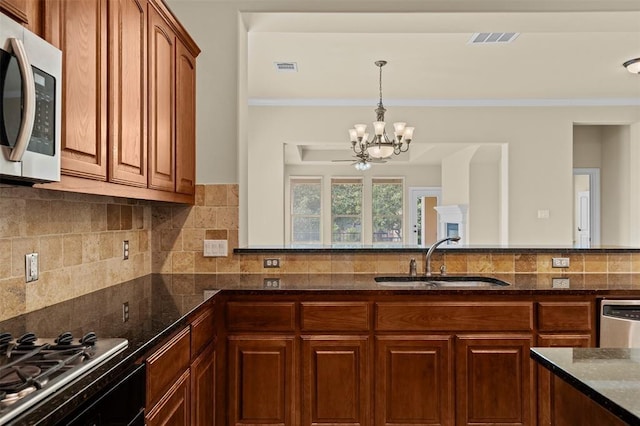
{"left": 249, "top": 106, "right": 639, "bottom": 246}
{"left": 470, "top": 162, "right": 500, "bottom": 244}
{"left": 601, "top": 125, "right": 631, "bottom": 245}
{"left": 166, "top": 1, "right": 640, "bottom": 247}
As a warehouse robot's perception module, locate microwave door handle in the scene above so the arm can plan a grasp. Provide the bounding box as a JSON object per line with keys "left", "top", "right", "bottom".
{"left": 7, "top": 37, "right": 36, "bottom": 162}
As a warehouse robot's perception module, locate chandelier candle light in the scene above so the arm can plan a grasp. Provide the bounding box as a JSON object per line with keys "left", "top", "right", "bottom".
{"left": 348, "top": 60, "right": 414, "bottom": 159}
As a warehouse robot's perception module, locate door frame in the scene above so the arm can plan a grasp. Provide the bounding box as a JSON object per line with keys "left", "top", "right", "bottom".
{"left": 573, "top": 168, "right": 600, "bottom": 246}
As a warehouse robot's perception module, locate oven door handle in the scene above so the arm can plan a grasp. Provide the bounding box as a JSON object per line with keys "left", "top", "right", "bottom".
{"left": 8, "top": 37, "right": 36, "bottom": 162}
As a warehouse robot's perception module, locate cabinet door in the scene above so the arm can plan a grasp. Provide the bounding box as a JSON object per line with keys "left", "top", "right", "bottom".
{"left": 228, "top": 336, "right": 296, "bottom": 426}
{"left": 456, "top": 334, "right": 534, "bottom": 426}
{"left": 108, "top": 0, "right": 148, "bottom": 186}
{"left": 191, "top": 342, "right": 216, "bottom": 426}
{"left": 146, "top": 370, "right": 191, "bottom": 426}
{"left": 175, "top": 40, "right": 196, "bottom": 195}
{"left": 45, "top": 0, "right": 108, "bottom": 180}
{"left": 375, "top": 336, "right": 453, "bottom": 426}
{"left": 148, "top": 5, "right": 175, "bottom": 192}
{"left": 0, "top": 0, "right": 41, "bottom": 34}
{"left": 536, "top": 334, "right": 592, "bottom": 426}
{"left": 302, "top": 336, "right": 369, "bottom": 426}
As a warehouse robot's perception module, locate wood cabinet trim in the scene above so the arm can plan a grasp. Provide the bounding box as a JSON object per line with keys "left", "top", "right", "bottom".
{"left": 300, "top": 301, "right": 370, "bottom": 332}
{"left": 537, "top": 301, "right": 593, "bottom": 332}
{"left": 376, "top": 301, "right": 534, "bottom": 331}
{"left": 226, "top": 301, "right": 296, "bottom": 332}
{"left": 191, "top": 305, "right": 216, "bottom": 359}
{"left": 146, "top": 326, "right": 191, "bottom": 409}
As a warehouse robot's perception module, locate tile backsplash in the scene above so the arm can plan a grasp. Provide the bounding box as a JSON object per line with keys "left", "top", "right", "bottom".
{"left": 0, "top": 185, "right": 151, "bottom": 321}
{"left": 2, "top": 182, "right": 640, "bottom": 322}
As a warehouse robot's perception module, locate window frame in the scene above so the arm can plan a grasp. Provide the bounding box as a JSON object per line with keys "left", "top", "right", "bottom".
{"left": 288, "top": 176, "right": 323, "bottom": 245}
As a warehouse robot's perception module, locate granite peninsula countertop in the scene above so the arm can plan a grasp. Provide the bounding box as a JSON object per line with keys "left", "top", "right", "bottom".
{"left": 4, "top": 272, "right": 640, "bottom": 424}
{"left": 531, "top": 347, "right": 640, "bottom": 424}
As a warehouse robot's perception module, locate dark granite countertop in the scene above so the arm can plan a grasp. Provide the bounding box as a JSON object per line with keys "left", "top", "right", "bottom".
{"left": 4, "top": 272, "right": 640, "bottom": 424}
{"left": 234, "top": 245, "right": 640, "bottom": 254}
{"left": 531, "top": 347, "right": 640, "bottom": 424}
{"left": 0, "top": 274, "right": 218, "bottom": 425}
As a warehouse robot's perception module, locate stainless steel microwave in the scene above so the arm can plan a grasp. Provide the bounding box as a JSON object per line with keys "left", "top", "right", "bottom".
{"left": 0, "top": 12, "right": 61, "bottom": 183}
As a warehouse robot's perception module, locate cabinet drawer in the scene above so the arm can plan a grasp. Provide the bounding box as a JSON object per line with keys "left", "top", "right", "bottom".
{"left": 376, "top": 302, "right": 533, "bottom": 331}
{"left": 301, "top": 302, "right": 370, "bottom": 331}
{"left": 537, "top": 334, "right": 592, "bottom": 347}
{"left": 191, "top": 305, "right": 215, "bottom": 358}
{"left": 226, "top": 301, "right": 296, "bottom": 332}
{"left": 146, "top": 327, "right": 191, "bottom": 409}
{"left": 537, "top": 302, "right": 593, "bottom": 332}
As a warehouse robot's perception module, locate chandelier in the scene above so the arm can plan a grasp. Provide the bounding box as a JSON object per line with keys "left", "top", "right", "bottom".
{"left": 348, "top": 60, "right": 414, "bottom": 159}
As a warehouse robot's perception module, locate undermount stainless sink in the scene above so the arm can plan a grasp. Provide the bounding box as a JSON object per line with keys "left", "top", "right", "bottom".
{"left": 374, "top": 275, "right": 510, "bottom": 288}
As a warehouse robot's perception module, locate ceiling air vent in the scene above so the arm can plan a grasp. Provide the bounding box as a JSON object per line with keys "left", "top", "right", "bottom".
{"left": 274, "top": 62, "right": 298, "bottom": 72}
{"left": 469, "top": 32, "right": 519, "bottom": 44}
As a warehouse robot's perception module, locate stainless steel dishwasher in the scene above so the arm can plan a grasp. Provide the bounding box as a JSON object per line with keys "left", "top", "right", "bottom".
{"left": 600, "top": 299, "right": 640, "bottom": 347}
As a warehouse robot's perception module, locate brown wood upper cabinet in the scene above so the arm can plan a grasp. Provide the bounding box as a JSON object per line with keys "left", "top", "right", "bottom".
{"left": 46, "top": 0, "right": 108, "bottom": 180}
{"left": 108, "top": 0, "right": 148, "bottom": 187}
{"left": 40, "top": 0, "right": 198, "bottom": 202}
{"left": 0, "top": 0, "right": 42, "bottom": 34}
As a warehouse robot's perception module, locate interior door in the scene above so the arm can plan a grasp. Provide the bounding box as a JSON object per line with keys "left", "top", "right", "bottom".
{"left": 576, "top": 191, "right": 590, "bottom": 248}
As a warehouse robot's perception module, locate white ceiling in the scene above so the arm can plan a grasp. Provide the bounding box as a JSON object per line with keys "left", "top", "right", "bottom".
{"left": 244, "top": 5, "right": 640, "bottom": 165}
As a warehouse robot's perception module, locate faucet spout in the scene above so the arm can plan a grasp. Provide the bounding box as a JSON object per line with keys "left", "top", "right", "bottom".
{"left": 425, "top": 236, "right": 461, "bottom": 276}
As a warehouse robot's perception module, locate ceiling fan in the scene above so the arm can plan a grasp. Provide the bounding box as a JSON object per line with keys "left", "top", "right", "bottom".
{"left": 332, "top": 152, "right": 387, "bottom": 170}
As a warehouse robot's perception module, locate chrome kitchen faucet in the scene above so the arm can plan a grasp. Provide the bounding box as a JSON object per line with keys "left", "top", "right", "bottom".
{"left": 425, "top": 236, "right": 461, "bottom": 276}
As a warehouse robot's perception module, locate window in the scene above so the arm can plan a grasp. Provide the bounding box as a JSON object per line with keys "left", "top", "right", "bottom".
{"left": 372, "top": 178, "right": 403, "bottom": 244}
{"left": 290, "top": 178, "right": 321, "bottom": 244}
{"left": 331, "top": 178, "right": 363, "bottom": 243}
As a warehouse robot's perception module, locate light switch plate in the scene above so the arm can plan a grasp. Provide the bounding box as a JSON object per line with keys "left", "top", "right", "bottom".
{"left": 25, "top": 253, "right": 38, "bottom": 283}
{"left": 204, "top": 239, "right": 228, "bottom": 257}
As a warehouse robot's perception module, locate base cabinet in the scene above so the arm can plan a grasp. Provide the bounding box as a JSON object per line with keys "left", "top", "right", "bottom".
{"left": 302, "top": 336, "right": 370, "bottom": 426}
{"left": 215, "top": 294, "right": 597, "bottom": 426}
{"left": 192, "top": 343, "right": 216, "bottom": 426}
{"left": 227, "top": 336, "right": 296, "bottom": 426}
{"left": 456, "top": 335, "right": 534, "bottom": 426}
{"left": 375, "top": 336, "right": 454, "bottom": 426}
{"left": 146, "top": 370, "right": 191, "bottom": 426}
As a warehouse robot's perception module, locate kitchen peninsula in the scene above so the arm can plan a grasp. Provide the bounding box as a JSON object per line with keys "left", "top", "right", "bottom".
{"left": 531, "top": 347, "right": 639, "bottom": 425}
{"left": 3, "top": 269, "right": 640, "bottom": 425}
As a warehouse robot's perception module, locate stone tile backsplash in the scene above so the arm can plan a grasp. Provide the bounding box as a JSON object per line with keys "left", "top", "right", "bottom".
{"left": 0, "top": 186, "right": 151, "bottom": 321}
{"left": 1, "top": 182, "right": 640, "bottom": 323}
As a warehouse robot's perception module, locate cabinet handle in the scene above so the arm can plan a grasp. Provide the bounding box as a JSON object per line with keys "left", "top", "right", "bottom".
{"left": 8, "top": 37, "right": 36, "bottom": 162}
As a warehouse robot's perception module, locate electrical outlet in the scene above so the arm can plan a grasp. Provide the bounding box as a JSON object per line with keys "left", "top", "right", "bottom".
{"left": 552, "top": 257, "right": 570, "bottom": 268}
{"left": 25, "top": 253, "right": 38, "bottom": 283}
{"left": 122, "top": 302, "right": 130, "bottom": 322}
{"left": 263, "top": 278, "right": 280, "bottom": 288}
{"left": 123, "top": 240, "right": 129, "bottom": 260}
{"left": 552, "top": 278, "right": 570, "bottom": 289}
{"left": 263, "top": 258, "right": 280, "bottom": 268}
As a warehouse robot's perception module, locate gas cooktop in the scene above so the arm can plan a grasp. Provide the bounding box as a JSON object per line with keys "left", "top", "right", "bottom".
{"left": 0, "top": 331, "right": 128, "bottom": 425}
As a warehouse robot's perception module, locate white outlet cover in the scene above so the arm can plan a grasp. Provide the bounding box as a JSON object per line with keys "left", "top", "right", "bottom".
{"left": 204, "top": 239, "right": 228, "bottom": 257}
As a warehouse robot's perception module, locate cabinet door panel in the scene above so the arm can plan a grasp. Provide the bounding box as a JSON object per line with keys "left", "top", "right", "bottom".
{"left": 146, "top": 370, "right": 190, "bottom": 426}
{"left": 228, "top": 336, "right": 296, "bottom": 425}
{"left": 375, "top": 336, "right": 453, "bottom": 426}
{"left": 175, "top": 40, "right": 196, "bottom": 195}
{"left": 0, "top": 0, "right": 41, "bottom": 34}
{"left": 46, "top": 0, "right": 107, "bottom": 180}
{"left": 536, "top": 334, "right": 592, "bottom": 426}
{"left": 456, "top": 334, "right": 534, "bottom": 426}
{"left": 302, "top": 336, "right": 369, "bottom": 426}
{"left": 148, "top": 5, "right": 175, "bottom": 191}
{"left": 108, "top": 0, "right": 147, "bottom": 186}
{"left": 191, "top": 343, "right": 215, "bottom": 426}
